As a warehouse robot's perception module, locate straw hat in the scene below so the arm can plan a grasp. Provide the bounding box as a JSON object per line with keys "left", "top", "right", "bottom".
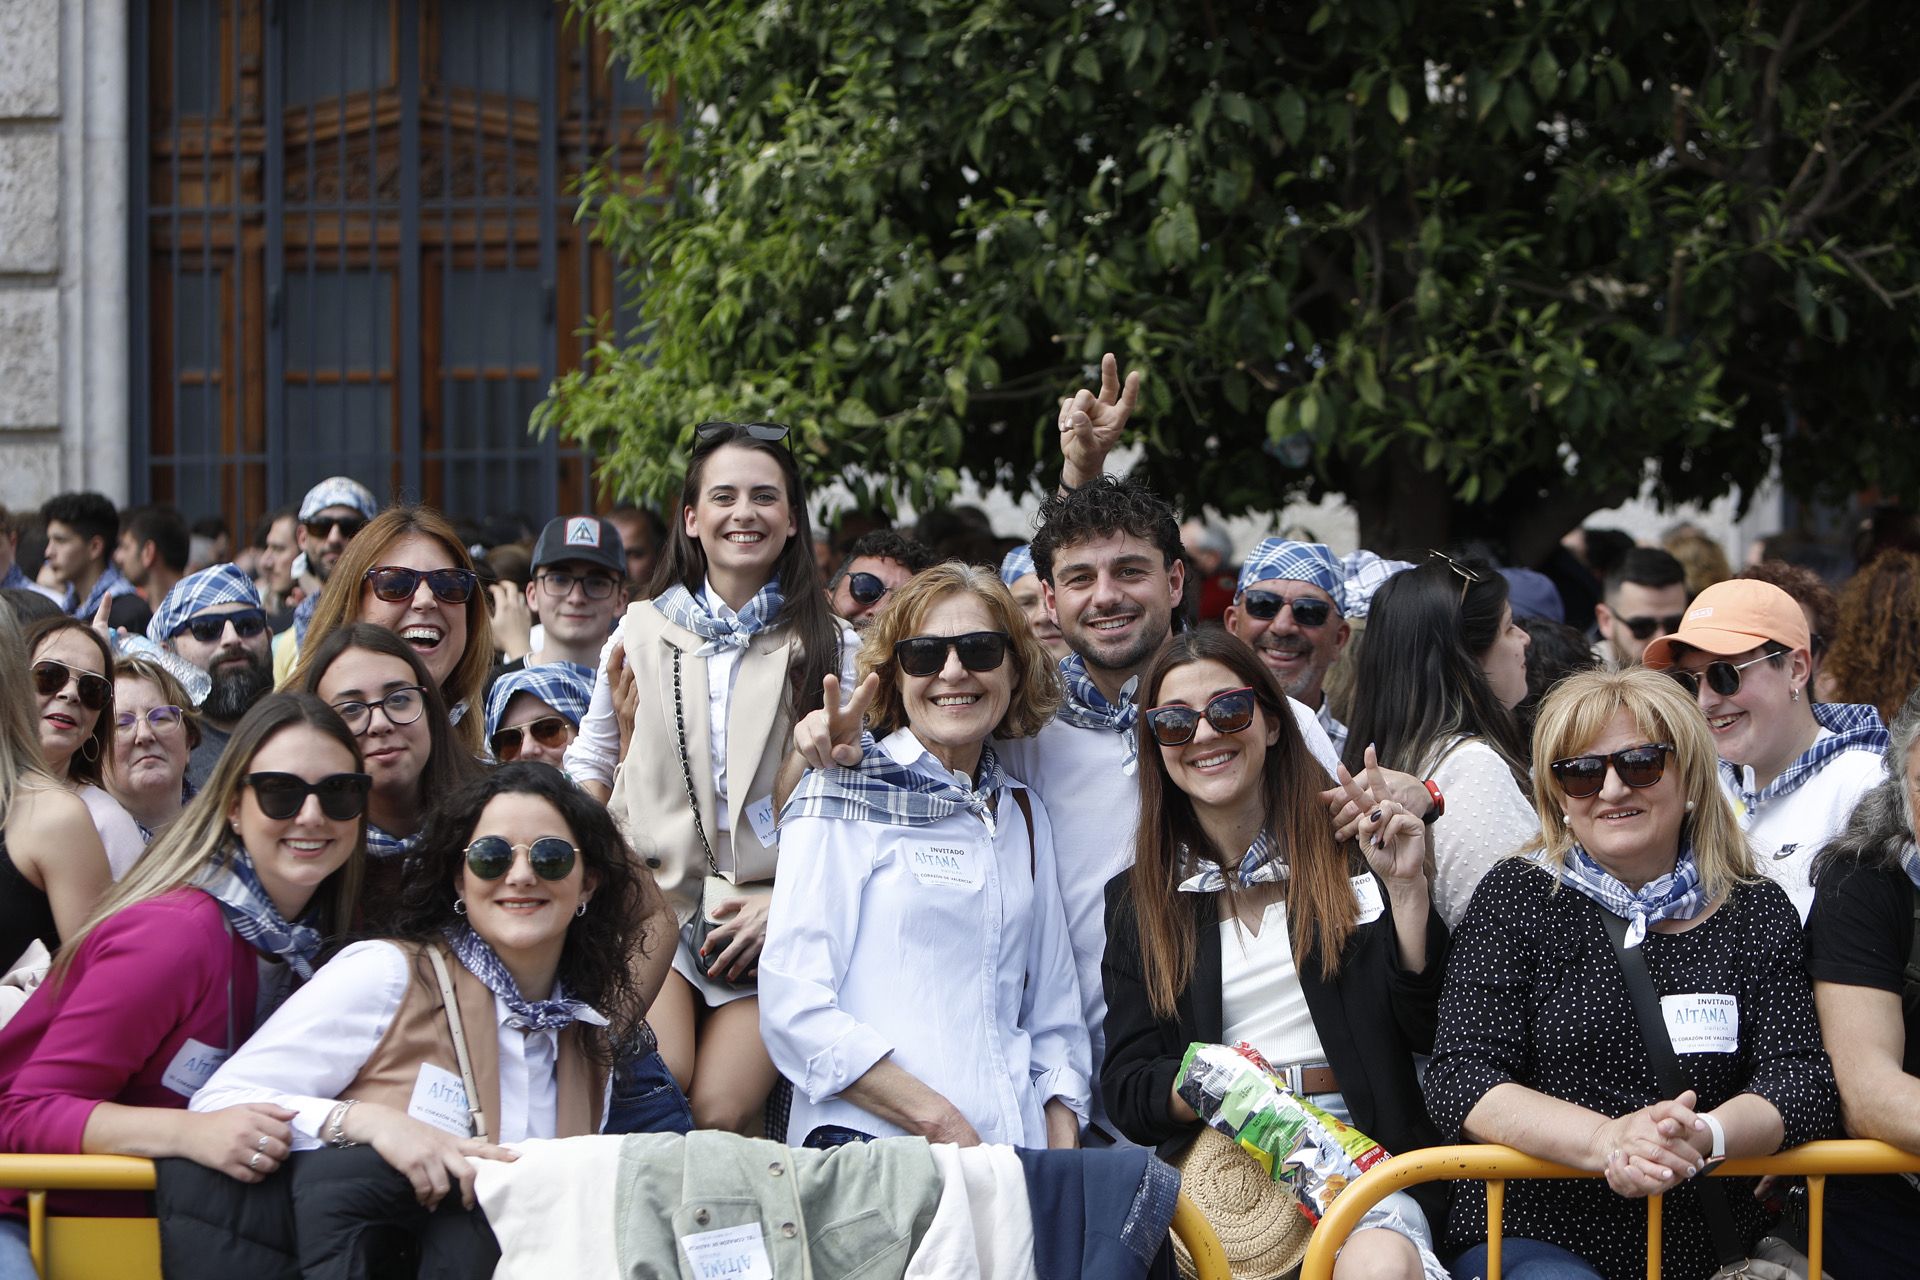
{"left": 1173, "top": 1127, "right": 1313, "bottom": 1280}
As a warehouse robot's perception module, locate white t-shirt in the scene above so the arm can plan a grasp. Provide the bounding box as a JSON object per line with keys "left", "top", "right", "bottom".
{"left": 1219, "top": 905, "right": 1326, "bottom": 1067}
{"left": 1726, "top": 738, "right": 1887, "bottom": 921}
{"left": 1423, "top": 736, "right": 1539, "bottom": 929}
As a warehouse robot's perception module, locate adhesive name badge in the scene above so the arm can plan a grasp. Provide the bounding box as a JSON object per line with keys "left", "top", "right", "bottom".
{"left": 1350, "top": 874, "right": 1386, "bottom": 924}
{"left": 681, "top": 1222, "right": 773, "bottom": 1280}
{"left": 1661, "top": 993, "right": 1740, "bottom": 1054}
{"left": 407, "top": 1062, "right": 474, "bottom": 1136}
{"left": 160, "top": 1037, "right": 229, "bottom": 1099}
{"left": 745, "top": 794, "right": 779, "bottom": 847}
{"left": 908, "top": 843, "right": 981, "bottom": 890}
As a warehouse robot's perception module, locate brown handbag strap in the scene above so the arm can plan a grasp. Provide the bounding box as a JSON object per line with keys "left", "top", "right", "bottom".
{"left": 1011, "top": 787, "right": 1035, "bottom": 877}
{"left": 427, "top": 946, "right": 490, "bottom": 1143}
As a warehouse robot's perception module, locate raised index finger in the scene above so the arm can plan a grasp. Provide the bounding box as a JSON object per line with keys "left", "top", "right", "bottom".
{"left": 842, "top": 672, "right": 880, "bottom": 721}
{"left": 1098, "top": 352, "right": 1120, "bottom": 404}
{"left": 1363, "top": 743, "right": 1389, "bottom": 809}
{"left": 1116, "top": 369, "right": 1141, "bottom": 418}
{"left": 1334, "top": 762, "right": 1370, "bottom": 812}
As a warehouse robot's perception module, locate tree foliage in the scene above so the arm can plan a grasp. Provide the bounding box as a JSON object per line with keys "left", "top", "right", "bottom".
{"left": 544, "top": 0, "right": 1920, "bottom": 557}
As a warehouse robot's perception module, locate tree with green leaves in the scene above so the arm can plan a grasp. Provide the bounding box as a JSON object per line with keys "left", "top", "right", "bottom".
{"left": 543, "top": 0, "right": 1920, "bottom": 560}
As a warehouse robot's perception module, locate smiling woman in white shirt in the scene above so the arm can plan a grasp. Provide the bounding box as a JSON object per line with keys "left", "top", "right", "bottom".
{"left": 761, "top": 563, "right": 1091, "bottom": 1148}
{"left": 192, "top": 762, "right": 658, "bottom": 1220}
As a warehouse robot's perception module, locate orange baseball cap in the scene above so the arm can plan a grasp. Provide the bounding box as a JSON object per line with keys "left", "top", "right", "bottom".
{"left": 1642, "top": 579, "right": 1810, "bottom": 668}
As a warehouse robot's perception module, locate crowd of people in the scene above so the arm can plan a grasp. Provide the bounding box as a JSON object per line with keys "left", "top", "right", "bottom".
{"left": 0, "top": 359, "right": 1916, "bottom": 1279}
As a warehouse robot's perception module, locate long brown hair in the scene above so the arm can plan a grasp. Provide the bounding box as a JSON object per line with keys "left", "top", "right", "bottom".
{"left": 287, "top": 505, "right": 493, "bottom": 755}
{"left": 1128, "top": 629, "right": 1357, "bottom": 1017}
{"left": 647, "top": 426, "right": 842, "bottom": 720}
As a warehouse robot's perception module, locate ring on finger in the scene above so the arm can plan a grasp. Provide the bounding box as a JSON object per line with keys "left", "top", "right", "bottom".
{"left": 248, "top": 1152, "right": 262, "bottom": 1171}
{"left": 257, "top": 1134, "right": 270, "bottom": 1152}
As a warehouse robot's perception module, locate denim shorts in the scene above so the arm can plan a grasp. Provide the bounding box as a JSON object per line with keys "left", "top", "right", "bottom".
{"left": 602, "top": 1049, "right": 693, "bottom": 1136}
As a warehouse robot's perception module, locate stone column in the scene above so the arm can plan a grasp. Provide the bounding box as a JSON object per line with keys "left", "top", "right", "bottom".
{"left": 0, "top": 0, "right": 129, "bottom": 509}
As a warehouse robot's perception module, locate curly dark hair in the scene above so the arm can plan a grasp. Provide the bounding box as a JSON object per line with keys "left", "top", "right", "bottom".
{"left": 1738, "top": 560, "right": 1839, "bottom": 659}
{"left": 1029, "top": 475, "right": 1182, "bottom": 585}
{"left": 1822, "top": 550, "right": 1920, "bottom": 722}
{"left": 39, "top": 491, "right": 119, "bottom": 551}
{"left": 833, "top": 529, "right": 936, "bottom": 581}
{"left": 381, "top": 762, "right": 658, "bottom": 1065}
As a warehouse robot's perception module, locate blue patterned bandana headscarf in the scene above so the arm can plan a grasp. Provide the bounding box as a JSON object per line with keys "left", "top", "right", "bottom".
{"left": 653, "top": 581, "right": 785, "bottom": 657}
{"left": 782, "top": 734, "right": 1008, "bottom": 835}
{"left": 1548, "top": 842, "right": 1712, "bottom": 948}
{"left": 442, "top": 923, "right": 602, "bottom": 1033}
{"left": 1055, "top": 653, "right": 1140, "bottom": 773}
{"left": 1236, "top": 539, "right": 1346, "bottom": 614}
{"left": 192, "top": 845, "right": 325, "bottom": 979}
{"left": 484, "top": 661, "right": 595, "bottom": 742}
{"left": 149, "top": 563, "right": 263, "bottom": 645}
{"left": 999, "top": 544, "right": 1037, "bottom": 586}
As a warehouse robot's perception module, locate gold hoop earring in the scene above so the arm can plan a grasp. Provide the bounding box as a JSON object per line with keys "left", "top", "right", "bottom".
{"left": 79, "top": 737, "right": 99, "bottom": 763}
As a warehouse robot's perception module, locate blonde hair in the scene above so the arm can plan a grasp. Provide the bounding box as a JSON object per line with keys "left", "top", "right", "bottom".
{"left": 1524, "top": 667, "right": 1754, "bottom": 901}
{"left": 856, "top": 562, "right": 1062, "bottom": 742}
{"left": 56, "top": 692, "right": 367, "bottom": 977}
{"left": 111, "top": 656, "right": 205, "bottom": 752}
{"left": 287, "top": 505, "right": 492, "bottom": 755}
{"left": 0, "top": 597, "right": 55, "bottom": 818}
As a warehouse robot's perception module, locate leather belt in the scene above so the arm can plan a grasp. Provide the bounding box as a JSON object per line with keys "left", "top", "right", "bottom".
{"left": 1276, "top": 1062, "right": 1339, "bottom": 1096}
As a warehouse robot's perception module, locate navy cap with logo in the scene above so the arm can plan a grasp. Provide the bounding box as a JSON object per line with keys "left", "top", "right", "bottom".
{"left": 531, "top": 516, "right": 626, "bottom": 577}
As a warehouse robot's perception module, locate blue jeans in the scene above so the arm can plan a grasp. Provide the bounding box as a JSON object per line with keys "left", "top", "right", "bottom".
{"left": 601, "top": 1049, "right": 694, "bottom": 1135}
{"left": 1451, "top": 1238, "right": 1604, "bottom": 1280}
{"left": 0, "top": 1218, "right": 33, "bottom": 1280}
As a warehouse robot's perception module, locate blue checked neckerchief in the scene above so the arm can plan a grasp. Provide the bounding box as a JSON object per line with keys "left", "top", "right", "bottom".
{"left": 1722, "top": 702, "right": 1889, "bottom": 816}
{"left": 1177, "top": 830, "right": 1289, "bottom": 894}
{"left": 781, "top": 733, "right": 1008, "bottom": 836}
{"left": 653, "top": 581, "right": 785, "bottom": 657}
{"left": 1548, "top": 842, "right": 1711, "bottom": 948}
{"left": 1055, "top": 654, "right": 1140, "bottom": 773}
{"left": 68, "top": 564, "right": 137, "bottom": 621}
{"left": 1899, "top": 841, "right": 1920, "bottom": 894}
{"left": 192, "top": 845, "right": 325, "bottom": 979}
{"left": 365, "top": 824, "right": 417, "bottom": 861}
{"left": 292, "top": 593, "right": 318, "bottom": 643}
{"left": 441, "top": 923, "right": 603, "bottom": 1033}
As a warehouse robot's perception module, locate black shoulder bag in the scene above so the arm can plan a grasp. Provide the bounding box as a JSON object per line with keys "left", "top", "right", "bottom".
{"left": 1598, "top": 908, "right": 1822, "bottom": 1280}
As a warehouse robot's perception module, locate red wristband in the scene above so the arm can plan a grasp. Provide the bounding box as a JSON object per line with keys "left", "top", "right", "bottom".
{"left": 1422, "top": 778, "right": 1444, "bottom": 823}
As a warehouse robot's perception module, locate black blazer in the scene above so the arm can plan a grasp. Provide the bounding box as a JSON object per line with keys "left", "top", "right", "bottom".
{"left": 1099, "top": 867, "right": 1450, "bottom": 1221}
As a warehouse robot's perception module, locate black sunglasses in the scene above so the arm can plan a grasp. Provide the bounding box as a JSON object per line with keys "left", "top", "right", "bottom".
{"left": 363, "top": 565, "right": 478, "bottom": 605}
{"left": 171, "top": 607, "right": 268, "bottom": 644}
{"left": 844, "top": 571, "right": 892, "bottom": 607}
{"left": 304, "top": 515, "right": 367, "bottom": 540}
{"left": 32, "top": 659, "right": 112, "bottom": 712}
{"left": 1548, "top": 743, "right": 1674, "bottom": 799}
{"left": 1238, "top": 591, "right": 1333, "bottom": 628}
{"left": 1143, "top": 687, "right": 1258, "bottom": 746}
{"left": 490, "top": 715, "right": 574, "bottom": 761}
{"left": 330, "top": 685, "right": 428, "bottom": 735}
{"left": 463, "top": 835, "right": 578, "bottom": 882}
{"left": 536, "top": 570, "right": 620, "bottom": 601}
{"left": 695, "top": 421, "right": 790, "bottom": 445}
{"left": 1620, "top": 614, "right": 1686, "bottom": 641}
{"left": 245, "top": 771, "right": 372, "bottom": 821}
{"left": 1667, "top": 652, "right": 1778, "bottom": 700}
{"left": 894, "top": 631, "right": 1011, "bottom": 678}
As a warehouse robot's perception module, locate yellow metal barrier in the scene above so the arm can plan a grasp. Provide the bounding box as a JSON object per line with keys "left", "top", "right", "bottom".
{"left": 0, "top": 1154, "right": 1231, "bottom": 1280}
{"left": 1298, "top": 1139, "right": 1920, "bottom": 1280}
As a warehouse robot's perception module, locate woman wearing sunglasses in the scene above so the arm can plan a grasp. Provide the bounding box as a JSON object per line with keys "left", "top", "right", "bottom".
{"left": 193, "top": 762, "right": 652, "bottom": 1229}
{"left": 290, "top": 505, "right": 495, "bottom": 758}
{"left": 1424, "top": 668, "right": 1836, "bottom": 1280}
{"left": 564, "top": 421, "right": 853, "bottom": 1134}
{"left": 483, "top": 663, "right": 592, "bottom": 767}
{"left": 103, "top": 656, "right": 203, "bottom": 842}
{"left": 0, "top": 603, "right": 112, "bottom": 998}
{"left": 25, "top": 616, "right": 146, "bottom": 880}
{"left": 761, "top": 563, "right": 1088, "bottom": 1147}
{"left": 1101, "top": 629, "right": 1449, "bottom": 1279}
{"left": 1643, "top": 578, "right": 1889, "bottom": 922}
{"left": 0, "top": 693, "right": 367, "bottom": 1276}
{"left": 1342, "top": 553, "right": 1536, "bottom": 928}
{"left": 301, "top": 625, "right": 484, "bottom": 883}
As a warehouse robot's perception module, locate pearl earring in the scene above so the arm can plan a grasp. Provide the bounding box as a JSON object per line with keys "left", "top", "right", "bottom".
{"left": 1685, "top": 799, "right": 1696, "bottom": 813}
{"left": 1561, "top": 811, "right": 1571, "bottom": 823}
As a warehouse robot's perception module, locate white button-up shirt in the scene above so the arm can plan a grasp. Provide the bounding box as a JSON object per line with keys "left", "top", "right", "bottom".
{"left": 760, "top": 728, "right": 1092, "bottom": 1147}
{"left": 190, "top": 940, "right": 605, "bottom": 1147}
